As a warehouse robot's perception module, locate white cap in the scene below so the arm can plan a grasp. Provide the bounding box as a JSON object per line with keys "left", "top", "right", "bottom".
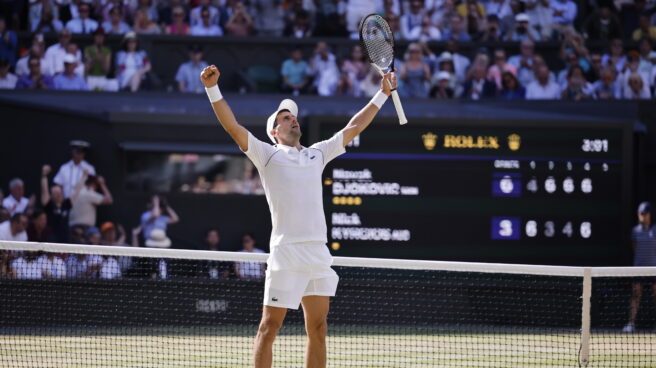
{"left": 436, "top": 71, "right": 451, "bottom": 81}
{"left": 266, "top": 99, "right": 298, "bottom": 144}
{"left": 515, "top": 13, "right": 530, "bottom": 22}
{"left": 439, "top": 51, "right": 453, "bottom": 61}
{"left": 63, "top": 54, "right": 77, "bottom": 64}
{"left": 145, "top": 229, "right": 171, "bottom": 248}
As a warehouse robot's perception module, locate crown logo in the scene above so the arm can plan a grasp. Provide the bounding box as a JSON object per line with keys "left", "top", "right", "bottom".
{"left": 508, "top": 134, "right": 521, "bottom": 151}
{"left": 422, "top": 132, "right": 438, "bottom": 151}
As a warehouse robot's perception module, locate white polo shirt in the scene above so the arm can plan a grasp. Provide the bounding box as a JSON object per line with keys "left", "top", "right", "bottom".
{"left": 53, "top": 159, "right": 96, "bottom": 199}
{"left": 243, "top": 131, "right": 345, "bottom": 246}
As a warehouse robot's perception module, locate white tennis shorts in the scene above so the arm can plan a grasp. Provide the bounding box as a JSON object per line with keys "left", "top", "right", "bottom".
{"left": 263, "top": 243, "right": 339, "bottom": 310}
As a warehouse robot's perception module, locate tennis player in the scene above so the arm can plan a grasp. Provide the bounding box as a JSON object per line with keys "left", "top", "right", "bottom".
{"left": 200, "top": 65, "right": 395, "bottom": 368}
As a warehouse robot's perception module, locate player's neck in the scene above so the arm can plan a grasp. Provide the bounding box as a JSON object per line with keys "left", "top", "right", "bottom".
{"left": 278, "top": 137, "right": 301, "bottom": 150}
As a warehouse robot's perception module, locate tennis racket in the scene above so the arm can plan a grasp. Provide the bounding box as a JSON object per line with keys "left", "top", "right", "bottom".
{"left": 359, "top": 14, "right": 408, "bottom": 125}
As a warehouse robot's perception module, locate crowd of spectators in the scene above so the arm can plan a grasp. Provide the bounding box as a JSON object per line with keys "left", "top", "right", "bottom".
{"left": 1, "top": 1, "right": 656, "bottom": 97}
{"left": 0, "top": 140, "right": 265, "bottom": 281}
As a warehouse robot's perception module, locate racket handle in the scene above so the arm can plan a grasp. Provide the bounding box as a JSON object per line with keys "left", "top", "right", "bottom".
{"left": 390, "top": 90, "right": 408, "bottom": 125}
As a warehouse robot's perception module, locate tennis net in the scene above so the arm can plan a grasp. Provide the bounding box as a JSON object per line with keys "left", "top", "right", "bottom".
{"left": 0, "top": 240, "right": 654, "bottom": 367}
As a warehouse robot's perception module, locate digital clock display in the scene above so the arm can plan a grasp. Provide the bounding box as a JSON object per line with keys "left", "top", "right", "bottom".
{"left": 316, "top": 119, "right": 633, "bottom": 266}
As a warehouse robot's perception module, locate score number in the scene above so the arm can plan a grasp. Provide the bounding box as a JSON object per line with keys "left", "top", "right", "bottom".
{"left": 581, "top": 139, "right": 608, "bottom": 153}
{"left": 525, "top": 220, "right": 591, "bottom": 239}
{"left": 493, "top": 218, "right": 592, "bottom": 239}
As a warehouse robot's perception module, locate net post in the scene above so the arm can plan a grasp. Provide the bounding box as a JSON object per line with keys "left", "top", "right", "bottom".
{"left": 579, "top": 267, "right": 592, "bottom": 366}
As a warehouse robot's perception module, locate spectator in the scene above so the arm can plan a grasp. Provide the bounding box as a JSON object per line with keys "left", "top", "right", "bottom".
{"left": 0, "top": 207, "right": 8, "bottom": 223}
{"left": 550, "top": 0, "right": 577, "bottom": 36}
{"left": 523, "top": 0, "right": 552, "bottom": 40}
{"left": 430, "top": 0, "right": 457, "bottom": 31}
{"left": 15, "top": 56, "right": 54, "bottom": 90}
{"left": 593, "top": 67, "right": 621, "bottom": 100}
{"left": 340, "top": 45, "right": 368, "bottom": 97}
{"left": 115, "top": 32, "right": 152, "bottom": 92}
{"left": 10, "top": 252, "right": 45, "bottom": 279}
{"left": 69, "top": 173, "right": 114, "bottom": 228}
{"left": 399, "top": 43, "right": 431, "bottom": 98}
{"left": 620, "top": 50, "right": 651, "bottom": 96}
{"left": 65, "top": 43, "right": 85, "bottom": 77}
{"left": 66, "top": 2, "right": 98, "bottom": 34}
{"left": 143, "top": 228, "right": 170, "bottom": 279}
{"left": 583, "top": 5, "right": 622, "bottom": 41}
{"left": 0, "top": 57, "right": 17, "bottom": 89}
{"left": 100, "top": 221, "right": 132, "bottom": 273}
{"left": 307, "top": 41, "right": 339, "bottom": 96}
{"left": 37, "top": 252, "right": 67, "bottom": 279}
{"left": 456, "top": 0, "right": 486, "bottom": 18}
{"left": 100, "top": 0, "right": 132, "bottom": 24}
{"left": 164, "top": 6, "right": 190, "bottom": 35}
{"left": 486, "top": 0, "right": 512, "bottom": 21}
{"left": 408, "top": 15, "right": 442, "bottom": 41}
{"left": 624, "top": 73, "right": 651, "bottom": 99}
{"left": 432, "top": 52, "right": 460, "bottom": 96}
{"left": 41, "top": 164, "right": 72, "bottom": 243}
{"left": 385, "top": 13, "right": 403, "bottom": 41}
{"left": 204, "top": 228, "right": 230, "bottom": 279}
{"left": 31, "top": 1, "right": 64, "bottom": 34}
{"left": 85, "top": 27, "right": 116, "bottom": 91}
{"left": 588, "top": 52, "right": 604, "bottom": 83}
{"left": 526, "top": 64, "right": 561, "bottom": 100}
{"left": 158, "top": 0, "right": 183, "bottom": 27}
{"left": 487, "top": 49, "right": 517, "bottom": 90}
{"left": 429, "top": 71, "right": 455, "bottom": 99}
{"left": 102, "top": 6, "right": 132, "bottom": 35}
{"left": 190, "top": 0, "right": 219, "bottom": 28}
{"left": 508, "top": 40, "right": 535, "bottom": 87}
{"left": 69, "top": 224, "right": 86, "bottom": 244}
{"left": 0, "top": 249, "right": 11, "bottom": 278}
{"left": 557, "top": 51, "right": 583, "bottom": 89}
{"left": 561, "top": 65, "right": 594, "bottom": 100}
{"left": 443, "top": 15, "right": 471, "bottom": 41}
{"left": 509, "top": 13, "right": 540, "bottom": 41}
{"left": 140, "top": 195, "right": 180, "bottom": 241}
{"left": 480, "top": 14, "right": 503, "bottom": 41}
{"left": 135, "top": 0, "right": 159, "bottom": 23}
{"left": 99, "top": 254, "right": 122, "bottom": 279}
{"left": 445, "top": 40, "right": 471, "bottom": 83}
{"left": 251, "top": 0, "right": 285, "bottom": 36}
{"left": 463, "top": 64, "right": 496, "bottom": 100}
{"left": 284, "top": 9, "right": 312, "bottom": 38}
{"left": 53, "top": 54, "right": 88, "bottom": 91}
{"left": 499, "top": 71, "right": 525, "bottom": 99}
{"left": 465, "top": 1, "right": 486, "bottom": 39}
{"left": 2, "top": 178, "right": 32, "bottom": 216}
{"left": 632, "top": 12, "right": 656, "bottom": 41}
{"left": 15, "top": 34, "right": 47, "bottom": 77}
{"left": 43, "top": 29, "right": 80, "bottom": 76}
{"left": 234, "top": 233, "right": 265, "bottom": 280}
{"left": 66, "top": 251, "right": 102, "bottom": 278}
{"left": 175, "top": 45, "right": 208, "bottom": 93}
{"left": 0, "top": 18, "right": 17, "bottom": 69}
{"left": 53, "top": 140, "right": 96, "bottom": 199}
{"left": 224, "top": 1, "right": 252, "bottom": 36}
{"left": 602, "top": 38, "right": 627, "bottom": 73}
{"left": 400, "top": 0, "right": 426, "bottom": 40}
{"left": 191, "top": 7, "right": 224, "bottom": 36}
{"left": 133, "top": 7, "right": 161, "bottom": 34}
{"left": 345, "top": 0, "right": 376, "bottom": 36}
{"left": 360, "top": 67, "right": 383, "bottom": 97}
{"left": 0, "top": 213, "right": 28, "bottom": 242}
{"left": 280, "top": 47, "right": 309, "bottom": 95}
{"left": 27, "top": 210, "right": 54, "bottom": 242}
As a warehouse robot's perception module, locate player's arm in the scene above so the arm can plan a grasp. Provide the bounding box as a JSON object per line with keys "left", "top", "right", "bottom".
{"left": 200, "top": 65, "right": 249, "bottom": 151}
{"left": 341, "top": 71, "right": 396, "bottom": 147}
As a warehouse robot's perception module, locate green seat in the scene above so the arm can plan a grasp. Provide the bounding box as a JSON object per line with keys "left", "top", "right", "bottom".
{"left": 246, "top": 65, "right": 280, "bottom": 93}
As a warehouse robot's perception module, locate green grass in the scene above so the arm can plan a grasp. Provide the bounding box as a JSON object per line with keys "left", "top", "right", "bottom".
{"left": 1, "top": 326, "right": 653, "bottom": 367}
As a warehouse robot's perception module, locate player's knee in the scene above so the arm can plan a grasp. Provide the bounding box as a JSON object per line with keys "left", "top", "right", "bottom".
{"left": 258, "top": 318, "right": 283, "bottom": 338}
{"left": 305, "top": 318, "right": 327, "bottom": 339}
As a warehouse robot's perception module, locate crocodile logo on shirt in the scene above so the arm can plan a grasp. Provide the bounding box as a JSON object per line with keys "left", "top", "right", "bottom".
{"left": 310, "top": 155, "right": 316, "bottom": 160}
{"left": 272, "top": 297, "right": 278, "bottom": 302}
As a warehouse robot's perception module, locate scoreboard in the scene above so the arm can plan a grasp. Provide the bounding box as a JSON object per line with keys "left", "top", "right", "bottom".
{"left": 317, "top": 118, "right": 634, "bottom": 266}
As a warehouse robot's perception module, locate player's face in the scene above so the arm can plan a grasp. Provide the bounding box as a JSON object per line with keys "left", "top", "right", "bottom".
{"left": 274, "top": 111, "right": 301, "bottom": 143}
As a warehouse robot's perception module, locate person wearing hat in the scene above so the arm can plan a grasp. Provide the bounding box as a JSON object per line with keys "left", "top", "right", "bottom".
{"left": 430, "top": 71, "right": 455, "bottom": 99}
{"left": 84, "top": 26, "right": 112, "bottom": 90}
{"left": 53, "top": 53, "right": 88, "bottom": 90}
{"left": 115, "top": 31, "right": 151, "bottom": 92}
{"left": 200, "top": 64, "right": 396, "bottom": 368}
{"left": 622, "top": 202, "right": 656, "bottom": 333}
{"left": 44, "top": 29, "right": 80, "bottom": 76}
{"left": 176, "top": 45, "right": 208, "bottom": 93}
{"left": 509, "top": 13, "right": 540, "bottom": 42}
{"left": 53, "top": 140, "right": 96, "bottom": 199}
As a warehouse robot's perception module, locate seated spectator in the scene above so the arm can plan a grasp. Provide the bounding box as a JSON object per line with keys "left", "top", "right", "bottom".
{"left": 619, "top": 50, "right": 651, "bottom": 96}
{"left": 624, "top": 73, "right": 651, "bottom": 99}
{"left": 407, "top": 15, "right": 442, "bottom": 41}
{"left": 430, "top": 71, "right": 455, "bottom": 99}
{"left": 465, "top": 2, "right": 486, "bottom": 39}
{"left": 445, "top": 41, "right": 471, "bottom": 83}
{"left": 43, "top": 29, "right": 80, "bottom": 76}
{"left": 115, "top": 32, "right": 152, "bottom": 92}
{"left": 100, "top": 221, "right": 131, "bottom": 273}
{"left": 432, "top": 52, "right": 460, "bottom": 96}
{"left": 66, "top": 244, "right": 103, "bottom": 278}
{"left": 190, "top": 0, "right": 219, "bottom": 28}
{"left": 69, "top": 173, "right": 113, "bottom": 228}
{"left": 480, "top": 14, "right": 503, "bottom": 41}
{"left": 135, "top": 0, "right": 159, "bottom": 23}
{"left": 486, "top": 0, "right": 512, "bottom": 21}
{"left": 234, "top": 233, "right": 265, "bottom": 281}
{"left": 140, "top": 195, "right": 179, "bottom": 241}
{"left": 85, "top": 27, "right": 116, "bottom": 91}
{"left": 11, "top": 251, "right": 45, "bottom": 279}
{"left": 526, "top": 64, "right": 561, "bottom": 100}
{"left": 443, "top": 15, "right": 471, "bottom": 41}
{"left": 164, "top": 6, "right": 190, "bottom": 35}
{"left": 587, "top": 52, "right": 603, "bottom": 83}
{"left": 0, "top": 249, "right": 11, "bottom": 278}
{"left": 386, "top": 13, "right": 403, "bottom": 41}
{"left": 100, "top": 0, "right": 132, "bottom": 25}
{"left": 463, "top": 64, "right": 496, "bottom": 100}
{"left": 99, "top": 255, "right": 122, "bottom": 279}
{"left": 176, "top": 45, "right": 208, "bottom": 93}
{"left": 133, "top": 7, "right": 161, "bottom": 34}
{"left": 224, "top": 1, "right": 252, "bottom": 36}
{"left": 582, "top": 5, "right": 622, "bottom": 41}
{"left": 66, "top": 2, "right": 98, "bottom": 34}
{"left": 307, "top": 41, "right": 339, "bottom": 96}
{"left": 400, "top": 0, "right": 426, "bottom": 40}
{"left": 284, "top": 9, "right": 312, "bottom": 38}
{"left": 550, "top": 0, "right": 577, "bottom": 37}
{"left": 2, "top": 178, "right": 32, "bottom": 215}
{"left": 37, "top": 252, "right": 66, "bottom": 279}
{"left": 499, "top": 71, "right": 525, "bottom": 99}
{"left": 360, "top": 67, "right": 383, "bottom": 97}
{"left": 557, "top": 51, "right": 582, "bottom": 89}
{"left": 602, "top": 38, "right": 626, "bottom": 73}
{"left": 27, "top": 210, "right": 54, "bottom": 242}
{"left": 340, "top": 45, "right": 368, "bottom": 97}
{"left": 561, "top": 65, "right": 594, "bottom": 101}
{"left": 508, "top": 40, "right": 535, "bottom": 87}
{"left": 399, "top": 43, "right": 431, "bottom": 98}
{"left": 524, "top": 0, "right": 552, "bottom": 40}
{"left": 54, "top": 140, "right": 96, "bottom": 199}
{"left": 0, "top": 57, "right": 16, "bottom": 89}
{"left": 32, "top": 2, "right": 64, "bottom": 34}
{"left": 345, "top": 0, "right": 376, "bottom": 36}
{"left": 593, "top": 67, "right": 621, "bottom": 100}
{"left": 632, "top": 12, "right": 656, "bottom": 41}
{"left": 0, "top": 18, "right": 17, "bottom": 69}
{"left": 65, "top": 43, "right": 85, "bottom": 77}
{"left": 251, "top": 0, "right": 284, "bottom": 37}
{"left": 15, "top": 57, "right": 54, "bottom": 90}
{"left": 53, "top": 54, "right": 88, "bottom": 91}
{"left": 509, "top": 13, "right": 540, "bottom": 41}
{"left": 281, "top": 47, "right": 309, "bottom": 95}
{"left": 191, "top": 7, "right": 223, "bottom": 36}
{"left": 487, "top": 49, "right": 517, "bottom": 90}
{"left": 102, "top": 6, "right": 131, "bottom": 35}
{"left": 69, "top": 225, "right": 87, "bottom": 244}
{"left": 0, "top": 213, "right": 28, "bottom": 242}
{"left": 41, "top": 164, "right": 72, "bottom": 243}
{"left": 204, "top": 228, "right": 230, "bottom": 279}
{"left": 16, "top": 34, "right": 47, "bottom": 77}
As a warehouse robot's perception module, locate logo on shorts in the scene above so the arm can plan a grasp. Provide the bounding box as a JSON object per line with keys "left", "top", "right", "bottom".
{"left": 271, "top": 297, "right": 278, "bottom": 302}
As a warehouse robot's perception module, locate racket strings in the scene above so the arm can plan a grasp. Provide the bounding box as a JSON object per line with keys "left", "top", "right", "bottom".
{"left": 360, "top": 16, "right": 394, "bottom": 70}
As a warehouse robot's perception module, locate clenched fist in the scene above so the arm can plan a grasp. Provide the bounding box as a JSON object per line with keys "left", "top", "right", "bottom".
{"left": 200, "top": 65, "right": 220, "bottom": 88}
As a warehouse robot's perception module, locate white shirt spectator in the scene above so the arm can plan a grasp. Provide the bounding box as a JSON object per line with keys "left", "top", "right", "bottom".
{"left": 345, "top": 0, "right": 376, "bottom": 33}
{"left": 522, "top": 0, "right": 552, "bottom": 38}
{"left": 452, "top": 53, "right": 471, "bottom": 83}
{"left": 526, "top": 80, "right": 561, "bottom": 99}
{"left": 191, "top": 24, "right": 224, "bottom": 36}
{"left": 235, "top": 248, "right": 266, "bottom": 280}
{"left": 406, "top": 25, "right": 442, "bottom": 41}
{"left": 0, "top": 72, "right": 17, "bottom": 89}
{"left": 43, "top": 43, "right": 82, "bottom": 76}
{"left": 100, "top": 257, "right": 122, "bottom": 279}
{"left": 190, "top": 5, "right": 220, "bottom": 27}
{"left": 66, "top": 254, "right": 103, "bottom": 278}
{"left": 53, "top": 159, "right": 96, "bottom": 198}
{"left": 486, "top": 0, "right": 512, "bottom": 19}
{"left": 308, "top": 53, "right": 340, "bottom": 96}
{"left": 102, "top": 20, "right": 131, "bottom": 34}
{"left": 2, "top": 196, "right": 29, "bottom": 215}
{"left": 550, "top": 0, "right": 577, "bottom": 26}
{"left": 69, "top": 187, "right": 105, "bottom": 226}
{"left": 11, "top": 256, "right": 46, "bottom": 279}
{"left": 66, "top": 18, "right": 99, "bottom": 34}
{"left": 0, "top": 221, "right": 28, "bottom": 241}
{"left": 37, "top": 254, "right": 67, "bottom": 279}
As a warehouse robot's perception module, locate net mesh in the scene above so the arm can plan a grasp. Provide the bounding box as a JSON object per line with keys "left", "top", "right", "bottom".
{"left": 359, "top": 14, "right": 394, "bottom": 70}
{"left": 0, "top": 241, "right": 654, "bottom": 367}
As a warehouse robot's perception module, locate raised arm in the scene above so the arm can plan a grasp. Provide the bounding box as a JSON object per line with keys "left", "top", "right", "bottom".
{"left": 341, "top": 72, "right": 396, "bottom": 147}
{"left": 200, "top": 65, "right": 249, "bottom": 151}
{"left": 40, "top": 165, "right": 52, "bottom": 207}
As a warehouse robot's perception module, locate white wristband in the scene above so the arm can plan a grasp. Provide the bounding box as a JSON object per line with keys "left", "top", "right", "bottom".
{"left": 371, "top": 90, "right": 388, "bottom": 109}
{"left": 205, "top": 85, "right": 223, "bottom": 103}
